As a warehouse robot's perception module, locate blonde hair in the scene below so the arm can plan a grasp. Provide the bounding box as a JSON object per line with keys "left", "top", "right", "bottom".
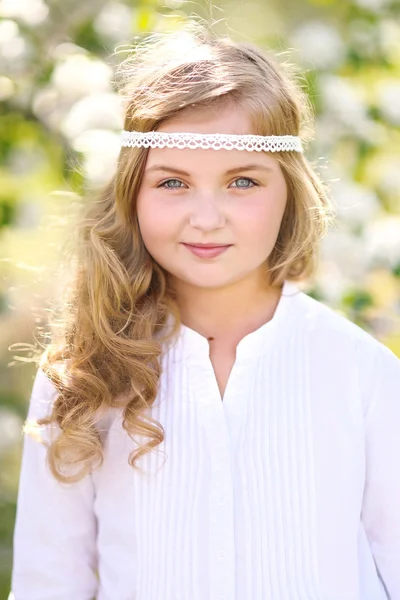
{"left": 34, "top": 23, "right": 335, "bottom": 482}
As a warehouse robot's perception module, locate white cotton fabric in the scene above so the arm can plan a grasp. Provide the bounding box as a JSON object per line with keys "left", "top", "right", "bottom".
{"left": 9, "top": 280, "right": 400, "bottom": 600}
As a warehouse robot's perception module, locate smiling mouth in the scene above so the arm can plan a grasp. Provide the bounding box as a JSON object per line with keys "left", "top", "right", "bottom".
{"left": 183, "top": 243, "right": 231, "bottom": 248}
{"left": 181, "top": 243, "right": 232, "bottom": 258}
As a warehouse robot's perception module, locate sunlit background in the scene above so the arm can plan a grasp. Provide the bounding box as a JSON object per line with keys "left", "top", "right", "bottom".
{"left": 1, "top": 0, "right": 400, "bottom": 593}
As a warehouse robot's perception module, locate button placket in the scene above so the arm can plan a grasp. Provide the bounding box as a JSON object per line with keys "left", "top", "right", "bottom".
{"left": 188, "top": 356, "right": 236, "bottom": 600}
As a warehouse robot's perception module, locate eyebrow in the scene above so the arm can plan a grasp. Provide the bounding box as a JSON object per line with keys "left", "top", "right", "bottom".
{"left": 144, "top": 164, "right": 275, "bottom": 176}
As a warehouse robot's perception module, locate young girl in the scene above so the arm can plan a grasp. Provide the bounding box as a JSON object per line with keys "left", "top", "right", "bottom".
{"left": 9, "top": 24, "right": 400, "bottom": 600}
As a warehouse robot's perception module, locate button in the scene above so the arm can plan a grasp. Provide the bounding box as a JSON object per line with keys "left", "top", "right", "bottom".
{"left": 217, "top": 551, "right": 225, "bottom": 560}
{"left": 217, "top": 496, "right": 226, "bottom": 506}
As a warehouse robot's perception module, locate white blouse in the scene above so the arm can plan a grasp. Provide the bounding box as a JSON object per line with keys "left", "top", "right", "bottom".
{"left": 9, "top": 280, "right": 400, "bottom": 600}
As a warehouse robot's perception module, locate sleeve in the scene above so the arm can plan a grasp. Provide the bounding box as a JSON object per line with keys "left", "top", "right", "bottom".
{"left": 361, "top": 341, "right": 400, "bottom": 599}
{"left": 9, "top": 368, "right": 99, "bottom": 600}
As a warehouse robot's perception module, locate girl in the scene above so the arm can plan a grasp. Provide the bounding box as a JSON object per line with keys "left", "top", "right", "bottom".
{"left": 9, "top": 24, "right": 400, "bottom": 600}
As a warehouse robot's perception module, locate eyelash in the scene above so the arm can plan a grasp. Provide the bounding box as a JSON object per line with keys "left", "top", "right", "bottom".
{"left": 157, "top": 177, "right": 259, "bottom": 190}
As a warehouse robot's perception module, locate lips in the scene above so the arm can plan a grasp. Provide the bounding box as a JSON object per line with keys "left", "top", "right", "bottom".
{"left": 182, "top": 243, "right": 232, "bottom": 258}
{"left": 184, "top": 243, "right": 230, "bottom": 248}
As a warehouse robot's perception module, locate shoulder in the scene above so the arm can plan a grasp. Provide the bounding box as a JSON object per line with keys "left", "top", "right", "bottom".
{"left": 26, "top": 363, "right": 117, "bottom": 441}
{"left": 294, "top": 287, "right": 381, "bottom": 350}
{"left": 293, "top": 287, "right": 400, "bottom": 411}
{"left": 27, "top": 366, "right": 59, "bottom": 420}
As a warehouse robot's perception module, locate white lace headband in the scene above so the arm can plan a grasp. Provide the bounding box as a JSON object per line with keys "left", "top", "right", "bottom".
{"left": 121, "top": 130, "right": 303, "bottom": 153}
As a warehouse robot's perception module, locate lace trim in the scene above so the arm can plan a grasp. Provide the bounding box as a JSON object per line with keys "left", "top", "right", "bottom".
{"left": 121, "top": 131, "right": 303, "bottom": 152}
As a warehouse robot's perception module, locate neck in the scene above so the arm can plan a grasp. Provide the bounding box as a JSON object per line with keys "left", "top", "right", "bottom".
{"left": 170, "top": 271, "right": 284, "bottom": 346}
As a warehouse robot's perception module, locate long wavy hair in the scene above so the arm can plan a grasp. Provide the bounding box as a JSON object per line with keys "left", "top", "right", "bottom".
{"left": 31, "top": 23, "right": 335, "bottom": 483}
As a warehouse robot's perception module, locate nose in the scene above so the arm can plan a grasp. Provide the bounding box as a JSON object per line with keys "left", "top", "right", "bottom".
{"left": 189, "top": 191, "right": 226, "bottom": 230}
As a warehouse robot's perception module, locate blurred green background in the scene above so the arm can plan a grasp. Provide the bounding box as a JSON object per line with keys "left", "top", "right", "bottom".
{"left": 1, "top": 0, "right": 400, "bottom": 595}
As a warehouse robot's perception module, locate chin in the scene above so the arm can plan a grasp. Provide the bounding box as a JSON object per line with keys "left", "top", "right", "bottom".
{"left": 179, "top": 272, "right": 239, "bottom": 289}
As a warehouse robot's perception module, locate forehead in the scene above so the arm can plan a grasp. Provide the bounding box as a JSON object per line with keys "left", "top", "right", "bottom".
{"left": 144, "top": 146, "right": 280, "bottom": 174}
{"left": 144, "top": 103, "right": 279, "bottom": 172}
{"left": 157, "top": 102, "right": 252, "bottom": 137}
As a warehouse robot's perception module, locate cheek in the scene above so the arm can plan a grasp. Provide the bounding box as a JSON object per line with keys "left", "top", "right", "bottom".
{"left": 239, "top": 188, "right": 287, "bottom": 241}
{"left": 136, "top": 193, "right": 180, "bottom": 249}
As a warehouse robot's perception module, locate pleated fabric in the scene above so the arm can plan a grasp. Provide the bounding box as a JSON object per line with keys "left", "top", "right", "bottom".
{"left": 10, "top": 280, "right": 400, "bottom": 600}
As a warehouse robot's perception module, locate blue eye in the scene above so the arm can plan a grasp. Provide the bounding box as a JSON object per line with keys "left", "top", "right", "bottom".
{"left": 231, "top": 177, "right": 257, "bottom": 189}
{"left": 158, "top": 177, "right": 258, "bottom": 190}
{"left": 159, "top": 179, "right": 185, "bottom": 189}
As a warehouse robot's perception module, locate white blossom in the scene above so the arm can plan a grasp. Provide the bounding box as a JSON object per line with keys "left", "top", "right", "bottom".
{"left": 378, "top": 81, "right": 400, "bottom": 125}
{"left": 319, "top": 75, "right": 367, "bottom": 129}
{"left": 364, "top": 217, "right": 400, "bottom": 269}
{"left": 0, "top": 0, "right": 48, "bottom": 25}
{"left": 73, "top": 129, "right": 121, "bottom": 185}
{"left": 291, "top": 21, "right": 346, "bottom": 70}
{"left": 315, "top": 113, "right": 385, "bottom": 150}
{"left": 32, "top": 86, "right": 63, "bottom": 130}
{"left": 52, "top": 54, "right": 113, "bottom": 103}
{"left": 52, "top": 42, "right": 88, "bottom": 61}
{"left": 320, "top": 226, "right": 371, "bottom": 281}
{"left": 0, "top": 19, "right": 27, "bottom": 60}
{"left": 315, "top": 262, "right": 348, "bottom": 305}
{"left": 94, "top": 1, "right": 133, "bottom": 41}
{"left": 375, "top": 157, "right": 400, "bottom": 199}
{"left": 61, "top": 92, "right": 124, "bottom": 141}
{"left": 0, "top": 75, "right": 14, "bottom": 100}
{"left": 353, "top": 0, "right": 392, "bottom": 12}
{"left": 379, "top": 20, "right": 400, "bottom": 62}
{"left": 330, "top": 179, "right": 381, "bottom": 228}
